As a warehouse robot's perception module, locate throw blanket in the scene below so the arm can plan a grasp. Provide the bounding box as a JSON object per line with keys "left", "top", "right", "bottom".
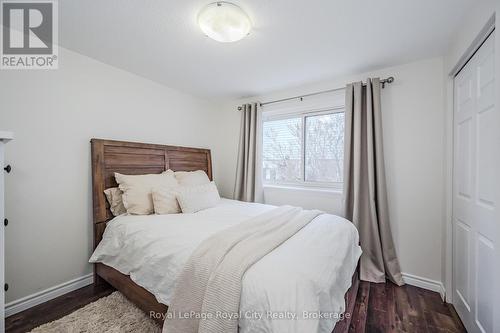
{"left": 162, "top": 206, "right": 322, "bottom": 333}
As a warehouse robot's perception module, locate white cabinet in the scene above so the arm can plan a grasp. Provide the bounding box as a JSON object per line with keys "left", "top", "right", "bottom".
{"left": 0, "top": 131, "right": 13, "bottom": 333}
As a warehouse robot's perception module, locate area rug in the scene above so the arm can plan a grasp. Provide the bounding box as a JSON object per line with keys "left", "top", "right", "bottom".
{"left": 30, "top": 292, "right": 161, "bottom": 333}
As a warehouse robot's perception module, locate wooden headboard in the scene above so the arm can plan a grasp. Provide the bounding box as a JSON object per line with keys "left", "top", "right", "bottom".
{"left": 91, "top": 139, "right": 212, "bottom": 247}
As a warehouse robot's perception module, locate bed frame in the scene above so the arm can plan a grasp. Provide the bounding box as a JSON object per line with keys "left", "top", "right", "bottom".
{"left": 90, "top": 138, "right": 358, "bottom": 332}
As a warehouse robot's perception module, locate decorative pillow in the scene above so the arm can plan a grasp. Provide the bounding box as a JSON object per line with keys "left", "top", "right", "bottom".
{"left": 152, "top": 188, "right": 181, "bottom": 215}
{"left": 103, "top": 187, "right": 126, "bottom": 216}
{"left": 115, "top": 170, "right": 179, "bottom": 215}
{"left": 176, "top": 181, "right": 221, "bottom": 214}
{"left": 174, "top": 170, "right": 210, "bottom": 186}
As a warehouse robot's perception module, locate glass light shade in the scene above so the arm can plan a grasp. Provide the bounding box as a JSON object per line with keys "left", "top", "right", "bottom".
{"left": 198, "top": 2, "right": 251, "bottom": 43}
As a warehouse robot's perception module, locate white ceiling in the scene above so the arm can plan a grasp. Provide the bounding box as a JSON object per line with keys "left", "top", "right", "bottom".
{"left": 60, "top": 0, "right": 475, "bottom": 99}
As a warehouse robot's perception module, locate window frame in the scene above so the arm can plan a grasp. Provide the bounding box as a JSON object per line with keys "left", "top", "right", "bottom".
{"left": 261, "top": 105, "right": 345, "bottom": 191}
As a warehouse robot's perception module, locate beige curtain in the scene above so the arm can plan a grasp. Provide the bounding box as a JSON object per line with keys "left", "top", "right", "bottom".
{"left": 343, "top": 78, "right": 404, "bottom": 286}
{"left": 234, "top": 103, "right": 263, "bottom": 202}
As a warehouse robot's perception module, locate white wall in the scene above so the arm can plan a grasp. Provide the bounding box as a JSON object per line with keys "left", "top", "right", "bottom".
{"left": 218, "top": 57, "right": 446, "bottom": 284}
{"left": 210, "top": 100, "right": 241, "bottom": 199}
{"left": 442, "top": 0, "right": 496, "bottom": 302}
{"left": 264, "top": 186, "right": 343, "bottom": 214}
{"left": 0, "top": 47, "right": 225, "bottom": 303}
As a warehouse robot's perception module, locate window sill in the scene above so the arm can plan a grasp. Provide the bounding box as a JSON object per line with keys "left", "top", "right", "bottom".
{"left": 263, "top": 184, "right": 343, "bottom": 195}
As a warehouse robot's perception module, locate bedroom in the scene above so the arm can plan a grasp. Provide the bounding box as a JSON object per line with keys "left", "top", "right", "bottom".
{"left": 0, "top": 0, "right": 499, "bottom": 332}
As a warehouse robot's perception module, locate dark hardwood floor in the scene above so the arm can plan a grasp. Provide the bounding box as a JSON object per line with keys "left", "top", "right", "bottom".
{"left": 347, "top": 282, "right": 466, "bottom": 333}
{"left": 5, "top": 284, "right": 113, "bottom": 333}
{"left": 5, "top": 281, "right": 466, "bottom": 333}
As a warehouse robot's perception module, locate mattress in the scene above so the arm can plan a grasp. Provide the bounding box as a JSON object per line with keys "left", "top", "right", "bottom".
{"left": 90, "top": 199, "right": 361, "bottom": 333}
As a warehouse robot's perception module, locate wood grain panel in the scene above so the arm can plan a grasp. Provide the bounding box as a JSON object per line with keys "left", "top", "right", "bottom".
{"left": 91, "top": 138, "right": 212, "bottom": 228}
{"left": 91, "top": 140, "right": 107, "bottom": 224}
{"left": 104, "top": 146, "right": 165, "bottom": 156}
{"left": 104, "top": 153, "right": 165, "bottom": 167}
{"left": 168, "top": 161, "right": 208, "bottom": 171}
{"left": 167, "top": 150, "right": 208, "bottom": 162}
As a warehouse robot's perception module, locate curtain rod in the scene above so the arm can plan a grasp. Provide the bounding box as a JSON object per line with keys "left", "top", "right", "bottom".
{"left": 237, "top": 76, "right": 394, "bottom": 110}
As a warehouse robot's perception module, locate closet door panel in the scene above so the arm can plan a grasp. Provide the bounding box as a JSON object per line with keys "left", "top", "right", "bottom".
{"left": 453, "top": 31, "right": 496, "bottom": 333}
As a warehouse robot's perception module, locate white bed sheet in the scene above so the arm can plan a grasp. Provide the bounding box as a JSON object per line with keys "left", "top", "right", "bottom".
{"left": 90, "top": 199, "right": 361, "bottom": 333}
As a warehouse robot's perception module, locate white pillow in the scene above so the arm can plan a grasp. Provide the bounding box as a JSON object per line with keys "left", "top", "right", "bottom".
{"left": 115, "top": 170, "right": 179, "bottom": 215}
{"left": 152, "top": 187, "right": 181, "bottom": 215}
{"left": 103, "top": 187, "right": 126, "bottom": 216}
{"left": 176, "top": 182, "right": 221, "bottom": 213}
{"left": 174, "top": 170, "right": 210, "bottom": 186}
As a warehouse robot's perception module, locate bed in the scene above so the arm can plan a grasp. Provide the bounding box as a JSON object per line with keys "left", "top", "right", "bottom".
{"left": 90, "top": 139, "right": 361, "bottom": 333}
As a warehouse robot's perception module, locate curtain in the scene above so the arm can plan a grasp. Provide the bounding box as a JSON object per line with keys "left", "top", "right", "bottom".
{"left": 343, "top": 78, "right": 404, "bottom": 286}
{"left": 234, "top": 103, "right": 263, "bottom": 202}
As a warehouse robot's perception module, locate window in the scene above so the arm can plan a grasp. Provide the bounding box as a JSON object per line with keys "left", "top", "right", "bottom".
{"left": 262, "top": 109, "right": 345, "bottom": 188}
{"left": 262, "top": 117, "right": 302, "bottom": 182}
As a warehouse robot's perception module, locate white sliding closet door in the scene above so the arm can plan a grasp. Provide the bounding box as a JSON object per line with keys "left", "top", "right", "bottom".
{"left": 453, "top": 31, "right": 496, "bottom": 333}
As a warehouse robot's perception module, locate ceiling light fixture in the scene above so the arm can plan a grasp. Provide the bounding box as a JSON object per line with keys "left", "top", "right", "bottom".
{"left": 198, "top": 2, "right": 251, "bottom": 43}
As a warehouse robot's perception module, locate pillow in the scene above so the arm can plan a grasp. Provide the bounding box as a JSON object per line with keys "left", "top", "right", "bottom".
{"left": 174, "top": 170, "right": 210, "bottom": 186}
{"left": 103, "top": 187, "right": 126, "bottom": 216}
{"left": 115, "top": 170, "right": 179, "bottom": 215}
{"left": 152, "top": 188, "right": 181, "bottom": 215}
{"left": 176, "top": 181, "right": 221, "bottom": 214}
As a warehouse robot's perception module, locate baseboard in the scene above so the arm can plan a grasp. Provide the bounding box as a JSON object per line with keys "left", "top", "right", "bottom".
{"left": 4, "top": 272, "right": 445, "bottom": 317}
{"left": 5, "top": 273, "right": 94, "bottom": 317}
{"left": 402, "top": 272, "right": 446, "bottom": 301}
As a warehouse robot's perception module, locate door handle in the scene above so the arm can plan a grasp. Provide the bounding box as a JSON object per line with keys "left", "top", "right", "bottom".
{"left": 4, "top": 164, "right": 11, "bottom": 173}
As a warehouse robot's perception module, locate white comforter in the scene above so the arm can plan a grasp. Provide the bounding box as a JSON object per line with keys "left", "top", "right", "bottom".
{"left": 89, "top": 199, "right": 361, "bottom": 333}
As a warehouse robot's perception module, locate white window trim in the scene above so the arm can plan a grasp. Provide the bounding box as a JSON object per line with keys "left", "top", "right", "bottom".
{"left": 263, "top": 183, "right": 343, "bottom": 195}
{"left": 261, "top": 105, "right": 345, "bottom": 190}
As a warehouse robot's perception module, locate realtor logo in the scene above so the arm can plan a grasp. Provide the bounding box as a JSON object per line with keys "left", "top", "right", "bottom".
{"left": 1, "top": 0, "right": 58, "bottom": 69}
